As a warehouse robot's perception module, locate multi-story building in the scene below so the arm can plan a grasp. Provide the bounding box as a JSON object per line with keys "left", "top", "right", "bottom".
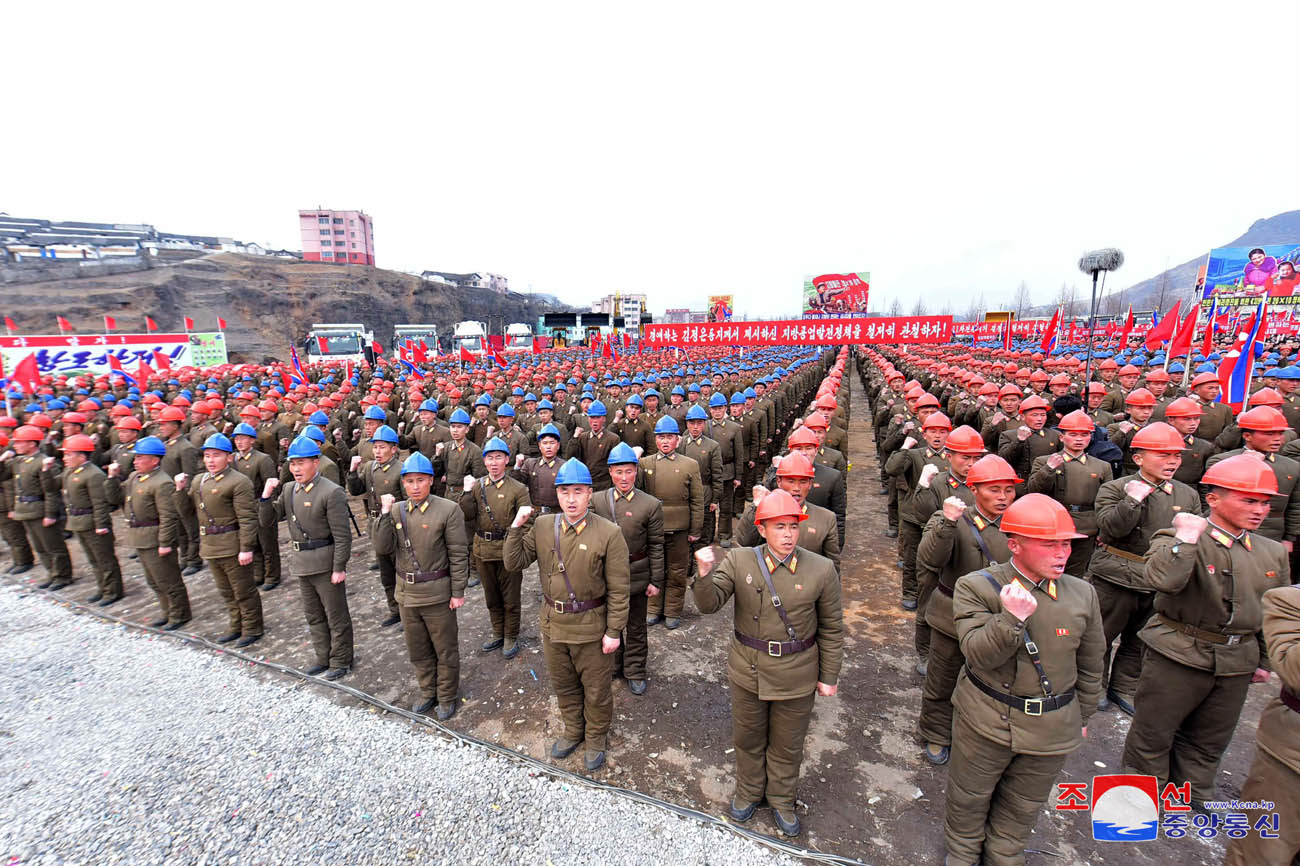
{"left": 299, "top": 209, "right": 375, "bottom": 265}
{"left": 590, "top": 293, "right": 649, "bottom": 316}
{"left": 421, "top": 271, "right": 508, "bottom": 294}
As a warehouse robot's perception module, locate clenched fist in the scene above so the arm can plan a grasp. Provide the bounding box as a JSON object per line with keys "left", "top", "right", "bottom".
{"left": 1172, "top": 512, "right": 1208, "bottom": 544}
{"left": 752, "top": 485, "right": 769, "bottom": 508}
{"left": 1118, "top": 421, "right": 1135, "bottom": 434}
{"left": 695, "top": 545, "right": 716, "bottom": 577}
{"left": 174, "top": 473, "right": 188, "bottom": 491}
{"left": 107, "top": 463, "right": 121, "bottom": 478}
{"left": 486, "top": 426, "right": 495, "bottom": 438}
{"left": 262, "top": 478, "right": 280, "bottom": 499}
{"left": 1124, "top": 479, "right": 1152, "bottom": 502}
{"left": 380, "top": 493, "right": 396, "bottom": 515}
{"left": 515, "top": 453, "right": 525, "bottom": 468}
{"left": 991, "top": 411, "right": 1006, "bottom": 425}
{"left": 463, "top": 475, "right": 476, "bottom": 493}
{"left": 511, "top": 505, "right": 534, "bottom": 528}
{"left": 1000, "top": 581, "right": 1038, "bottom": 622}
{"left": 1016, "top": 425, "right": 1031, "bottom": 441}
{"left": 942, "top": 496, "right": 967, "bottom": 521}
{"left": 918, "top": 463, "right": 940, "bottom": 489}
{"left": 1046, "top": 452, "right": 1065, "bottom": 470}
{"left": 435, "top": 442, "right": 445, "bottom": 456}
{"left": 350, "top": 455, "right": 362, "bottom": 473}
{"left": 902, "top": 436, "right": 917, "bottom": 451}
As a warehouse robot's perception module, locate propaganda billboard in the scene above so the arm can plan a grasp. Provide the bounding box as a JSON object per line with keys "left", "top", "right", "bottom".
{"left": 0, "top": 331, "right": 228, "bottom": 377}
{"left": 1200, "top": 244, "right": 1300, "bottom": 307}
{"left": 707, "top": 295, "right": 733, "bottom": 322}
{"left": 803, "top": 272, "right": 869, "bottom": 318}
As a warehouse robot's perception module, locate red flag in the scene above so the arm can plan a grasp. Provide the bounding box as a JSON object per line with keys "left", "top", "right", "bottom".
{"left": 1165, "top": 306, "right": 1199, "bottom": 361}
{"left": 184, "top": 316, "right": 194, "bottom": 331}
{"left": 3, "top": 316, "right": 15, "bottom": 331}
{"left": 398, "top": 343, "right": 409, "bottom": 362}
{"left": 281, "top": 370, "right": 291, "bottom": 393}
{"left": 317, "top": 336, "right": 329, "bottom": 354}
{"left": 145, "top": 316, "right": 158, "bottom": 332}
{"left": 601, "top": 338, "right": 614, "bottom": 360}
{"left": 532, "top": 336, "right": 543, "bottom": 354}
{"left": 414, "top": 341, "right": 427, "bottom": 364}
{"left": 56, "top": 315, "right": 73, "bottom": 332}
{"left": 1143, "top": 300, "right": 1181, "bottom": 352}
{"left": 137, "top": 358, "right": 154, "bottom": 383}
{"left": 10, "top": 353, "right": 40, "bottom": 394}
{"left": 103, "top": 315, "right": 116, "bottom": 330}
{"left": 152, "top": 350, "right": 172, "bottom": 371}
{"left": 459, "top": 344, "right": 475, "bottom": 363}
{"left": 1039, "top": 307, "right": 1062, "bottom": 352}
{"left": 217, "top": 317, "right": 227, "bottom": 330}
{"left": 1201, "top": 299, "right": 1219, "bottom": 359}
{"left": 371, "top": 340, "right": 384, "bottom": 357}
{"left": 1002, "top": 321, "right": 1013, "bottom": 352}
{"left": 1117, "top": 305, "right": 1135, "bottom": 349}
{"left": 345, "top": 359, "right": 353, "bottom": 382}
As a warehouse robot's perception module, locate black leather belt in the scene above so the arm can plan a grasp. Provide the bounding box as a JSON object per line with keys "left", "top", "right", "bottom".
{"left": 129, "top": 519, "right": 160, "bottom": 528}
{"left": 936, "top": 581, "right": 954, "bottom": 597}
{"left": 734, "top": 630, "right": 816, "bottom": 657}
{"left": 476, "top": 530, "right": 507, "bottom": 541}
{"left": 402, "top": 568, "right": 450, "bottom": 584}
{"left": 202, "top": 523, "right": 238, "bottom": 535}
{"left": 18, "top": 495, "right": 43, "bottom": 502}
{"left": 1282, "top": 686, "right": 1300, "bottom": 714}
{"left": 67, "top": 507, "right": 93, "bottom": 516}
{"left": 543, "top": 593, "right": 603, "bottom": 613}
{"left": 369, "top": 508, "right": 382, "bottom": 518}
{"left": 1067, "top": 504, "right": 1094, "bottom": 513}
{"left": 1157, "top": 613, "right": 1245, "bottom": 646}
{"left": 967, "top": 670, "right": 1074, "bottom": 716}
{"left": 290, "top": 538, "right": 333, "bottom": 551}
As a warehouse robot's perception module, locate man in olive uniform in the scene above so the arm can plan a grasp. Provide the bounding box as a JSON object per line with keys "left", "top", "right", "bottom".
{"left": 503, "top": 458, "right": 630, "bottom": 772}
{"left": 512, "top": 424, "right": 563, "bottom": 512}
{"left": 944, "top": 494, "right": 1105, "bottom": 866}
{"left": 917, "top": 454, "right": 1018, "bottom": 765}
{"left": 1205, "top": 406, "right": 1300, "bottom": 548}
{"left": 159, "top": 407, "right": 204, "bottom": 576}
{"left": 640, "top": 416, "right": 704, "bottom": 629}
{"left": 693, "top": 489, "right": 843, "bottom": 838}
{"left": 104, "top": 435, "right": 190, "bottom": 628}
{"left": 886, "top": 412, "right": 952, "bottom": 609}
{"left": 231, "top": 422, "right": 282, "bottom": 590}
{"left": 737, "top": 453, "right": 840, "bottom": 568}
{"left": 60, "top": 434, "right": 122, "bottom": 604}
{"left": 347, "top": 425, "right": 404, "bottom": 627}
{"left": 1186, "top": 372, "right": 1232, "bottom": 442}
{"left": 6, "top": 425, "right": 72, "bottom": 588}
{"left": 492, "top": 404, "right": 530, "bottom": 462}
{"left": 785, "top": 427, "right": 847, "bottom": 548}
{"left": 1123, "top": 454, "right": 1288, "bottom": 808}
{"left": 178, "top": 433, "right": 262, "bottom": 646}
{"left": 1089, "top": 422, "right": 1202, "bottom": 714}
{"left": 374, "top": 452, "right": 470, "bottom": 720}
{"left": 261, "top": 436, "right": 354, "bottom": 678}
{"left": 679, "top": 405, "right": 723, "bottom": 547}
{"left": 1026, "top": 410, "right": 1112, "bottom": 577}
{"left": 1106, "top": 387, "right": 1157, "bottom": 477}
{"left": 708, "top": 393, "right": 747, "bottom": 546}
{"left": 610, "top": 395, "right": 654, "bottom": 453}
{"left": 563, "top": 400, "right": 620, "bottom": 492}
{"left": 461, "top": 437, "right": 532, "bottom": 659}
{"left": 442, "top": 409, "right": 486, "bottom": 506}
{"left": 0, "top": 430, "right": 35, "bottom": 575}
{"left": 593, "top": 443, "right": 665, "bottom": 694}
{"left": 996, "top": 395, "right": 1060, "bottom": 496}
{"left": 1225, "top": 583, "right": 1300, "bottom": 866}
{"left": 1163, "top": 398, "right": 1217, "bottom": 487}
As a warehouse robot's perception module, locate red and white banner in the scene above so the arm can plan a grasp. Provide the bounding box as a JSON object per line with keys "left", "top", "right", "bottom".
{"left": 0, "top": 332, "right": 228, "bottom": 378}
{"left": 642, "top": 316, "right": 953, "bottom": 348}
{"left": 951, "top": 320, "right": 1049, "bottom": 338}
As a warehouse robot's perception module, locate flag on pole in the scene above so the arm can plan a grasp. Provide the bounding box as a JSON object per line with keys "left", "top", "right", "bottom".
{"left": 1143, "top": 301, "right": 1181, "bottom": 352}
{"left": 184, "top": 317, "right": 194, "bottom": 331}
{"left": 1165, "top": 306, "right": 1199, "bottom": 363}
{"left": 145, "top": 316, "right": 158, "bottom": 332}
{"left": 1117, "top": 305, "right": 1135, "bottom": 348}
{"left": 1002, "top": 322, "right": 1013, "bottom": 352}
{"left": 290, "top": 344, "right": 306, "bottom": 384}
{"left": 459, "top": 344, "right": 475, "bottom": 364}
{"left": 107, "top": 354, "right": 137, "bottom": 386}
{"left": 217, "top": 317, "right": 227, "bottom": 330}
{"left": 532, "top": 336, "right": 543, "bottom": 354}
{"left": 398, "top": 359, "right": 424, "bottom": 379}
{"left": 1218, "top": 297, "right": 1267, "bottom": 412}
{"left": 601, "top": 337, "right": 614, "bottom": 360}
{"left": 1039, "top": 307, "right": 1062, "bottom": 353}
{"left": 345, "top": 359, "right": 353, "bottom": 382}
{"left": 3, "top": 316, "right": 15, "bottom": 333}
{"left": 1201, "top": 298, "right": 1218, "bottom": 359}
{"left": 370, "top": 340, "right": 384, "bottom": 358}
{"left": 103, "top": 315, "right": 116, "bottom": 331}
{"left": 152, "top": 350, "right": 173, "bottom": 371}
{"left": 10, "top": 353, "right": 40, "bottom": 394}
{"left": 137, "top": 358, "right": 154, "bottom": 383}
{"left": 56, "top": 315, "right": 73, "bottom": 333}
{"left": 414, "top": 341, "right": 427, "bottom": 364}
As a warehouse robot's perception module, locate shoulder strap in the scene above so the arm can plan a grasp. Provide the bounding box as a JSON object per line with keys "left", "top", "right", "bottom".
{"left": 976, "top": 569, "right": 1052, "bottom": 697}
{"left": 607, "top": 488, "right": 617, "bottom": 520}
{"left": 395, "top": 501, "right": 426, "bottom": 572}
{"left": 478, "top": 481, "right": 505, "bottom": 533}
{"left": 752, "top": 547, "right": 798, "bottom": 640}
{"left": 552, "top": 515, "right": 579, "bottom": 602}
{"left": 963, "top": 512, "right": 997, "bottom": 565}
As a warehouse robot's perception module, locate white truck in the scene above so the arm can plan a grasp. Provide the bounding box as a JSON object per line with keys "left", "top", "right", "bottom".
{"left": 393, "top": 323, "right": 439, "bottom": 355}
{"left": 451, "top": 320, "right": 488, "bottom": 356}
{"left": 304, "top": 322, "right": 373, "bottom": 365}
{"left": 504, "top": 322, "right": 533, "bottom": 353}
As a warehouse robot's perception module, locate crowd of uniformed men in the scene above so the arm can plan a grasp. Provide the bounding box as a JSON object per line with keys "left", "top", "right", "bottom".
{"left": 3, "top": 333, "right": 1299, "bottom": 863}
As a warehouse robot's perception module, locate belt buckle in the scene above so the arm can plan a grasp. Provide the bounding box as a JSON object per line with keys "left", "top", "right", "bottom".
{"left": 767, "top": 640, "right": 783, "bottom": 657}
{"left": 1226, "top": 634, "right": 1241, "bottom": 646}
{"left": 1023, "top": 698, "right": 1043, "bottom": 716}
{"left": 552, "top": 599, "right": 566, "bottom": 613}
{"left": 291, "top": 541, "right": 301, "bottom": 551}
{"left": 403, "top": 572, "right": 416, "bottom": 584}
{"left": 198, "top": 526, "right": 206, "bottom": 536}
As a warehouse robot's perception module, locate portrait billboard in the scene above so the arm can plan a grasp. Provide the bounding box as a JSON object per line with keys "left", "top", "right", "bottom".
{"left": 803, "top": 272, "right": 869, "bottom": 318}
{"left": 1201, "top": 244, "right": 1300, "bottom": 307}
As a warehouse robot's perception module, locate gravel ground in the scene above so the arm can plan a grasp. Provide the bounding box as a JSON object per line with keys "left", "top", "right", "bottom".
{"left": 0, "top": 585, "right": 797, "bottom": 866}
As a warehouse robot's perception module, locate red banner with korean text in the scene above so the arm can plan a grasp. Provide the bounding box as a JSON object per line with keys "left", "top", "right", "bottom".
{"left": 642, "top": 316, "right": 953, "bottom": 348}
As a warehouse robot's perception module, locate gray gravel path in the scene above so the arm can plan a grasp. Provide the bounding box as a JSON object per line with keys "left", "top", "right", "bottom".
{"left": 0, "top": 586, "right": 796, "bottom": 866}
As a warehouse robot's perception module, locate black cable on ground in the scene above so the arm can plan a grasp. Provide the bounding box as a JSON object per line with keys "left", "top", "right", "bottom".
{"left": 17, "top": 583, "right": 874, "bottom": 866}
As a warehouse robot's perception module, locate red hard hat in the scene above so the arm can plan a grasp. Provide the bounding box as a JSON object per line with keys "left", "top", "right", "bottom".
{"left": 77, "top": 400, "right": 98, "bottom": 412}
{"left": 1057, "top": 410, "right": 1095, "bottom": 433}
{"left": 753, "top": 489, "right": 808, "bottom": 524}
{"left": 967, "top": 454, "right": 1022, "bottom": 486}
{"left": 998, "top": 384, "right": 1022, "bottom": 398}
{"left": 109, "top": 404, "right": 131, "bottom": 417}
{"left": 1119, "top": 364, "right": 1140, "bottom": 376}
{"left": 978, "top": 383, "right": 999, "bottom": 398}
{"left": 814, "top": 394, "right": 837, "bottom": 411}
{"left": 1049, "top": 373, "right": 1072, "bottom": 387}
{"left": 922, "top": 411, "right": 952, "bottom": 430}
{"left": 1164, "top": 397, "right": 1203, "bottom": 418}
{"left": 1000, "top": 493, "right": 1086, "bottom": 540}
{"left": 28, "top": 414, "right": 52, "bottom": 429}
{"left": 1145, "top": 368, "right": 1171, "bottom": 383}
{"left": 171, "top": 395, "right": 192, "bottom": 408}
{"left": 1237, "top": 406, "right": 1290, "bottom": 433}
{"left": 190, "top": 401, "right": 210, "bottom": 415}
{"left": 945, "top": 426, "right": 987, "bottom": 455}
{"left": 61, "top": 434, "right": 95, "bottom": 452}
{"left": 115, "top": 416, "right": 143, "bottom": 431}
{"left": 1248, "top": 388, "right": 1284, "bottom": 408}
{"left": 239, "top": 406, "right": 260, "bottom": 419}
{"left": 1190, "top": 372, "right": 1219, "bottom": 388}
{"left": 775, "top": 452, "right": 816, "bottom": 479}
{"left": 787, "top": 427, "right": 820, "bottom": 448}
{"left": 259, "top": 400, "right": 278, "bottom": 412}
{"left": 1086, "top": 381, "right": 1108, "bottom": 395}
{"left": 1130, "top": 422, "right": 1186, "bottom": 452}
{"left": 915, "top": 393, "right": 940, "bottom": 410}
{"left": 62, "top": 412, "right": 87, "bottom": 425}
{"left": 803, "top": 413, "right": 829, "bottom": 430}
{"left": 0, "top": 417, "right": 16, "bottom": 428}
{"left": 1124, "top": 388, "right": 1156, "bottom": 407}
{"left": 1019, "top": 395, "right": 1049, "bottom": 413}
{"left": 1099, "top": 359, "right": 1118, "bottom": 371}
{"left": 1201, "top": 453, "right": 1280, "bottom": 497}
{"left": 1029, "top": 370, "right": 1049, "bottom": 382}
{"left": 13, "top": 425, "right": 44, "bottom": 442}
{"left": 158, "top": 406, "right": 186, "bottom": 423}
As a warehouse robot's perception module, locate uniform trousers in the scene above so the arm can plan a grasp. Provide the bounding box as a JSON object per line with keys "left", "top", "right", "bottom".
{"left": 1091, "top": 577, "right": 1152, "bottom": 697}
{"left": 944, "top": 708, "right": 1067, "bottom": 866}
{"left": 649, "top": 531, "right": 691, "bottom": 619}
{"left": 616, "top": 584, "right": 649, "bottom": 680}
{"left": 920, "top": 628, "right": 963, "bottom": 747}
{"left": 298, "top": 571, "right": 354, "bottom": 668}
{"left": 253, "top": 520, "right": 282, "bottom": 586}
{"left": 23, "top": 518, "right": 71, "bottom": 582}
{"left": 1121, "top": 648, "right": 1251, "bottom": 802}
{"left": 376, "top": 550, "right": 399, "bottom": 617}
{"left": 730, "top": 685, "right": 816, "bottom": 811}
{"left": 718, "top": 481, "right": 738, "bottom": 542}
{"left": 138, "top": 547, "right": 190, "bottom": 623}
{"left": 0, "top": 513, "right": 34, "bottom": 567}
{"left": 178, "top": 509, "right": 202, "bottom": 567}
{"left": 209, "top": 554, "right": 263, "bottom": 637}
{"left": 1224, "top": 749, "right": 1300, "bottom": 866}
{"left": 75, "top": 529, "right": 122, "bottom": 598}
{"left": 898, "top": 519, "right": 923, "bottom": 602}
{"left": 543, "top": 635, "right": 614, "bottom": 751}
{"left": 887, "top": 483, "right": 900, "bottom": 533}
{"left": 476, "top": 557, "right": 522, "bottom": 639}
{"left": 401, "top": 602, "right": 459, "bottom": 703}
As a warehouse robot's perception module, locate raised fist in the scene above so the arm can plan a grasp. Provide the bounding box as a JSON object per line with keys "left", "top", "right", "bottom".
{"left": 107, "top": 463, "right": 121, "bottom": 478}
{"left": 771, "top": 454, "right": 783, "bottom": 470}
{"left": 0, "top": 450, "right": 13, "bottom": 462}
{"left": 333, "top": 427, "right": 343, "bottom": 440}
{"left": 632, "top": 446, "right": 644, "bottom": 458}
{"left": 174, "top": 473, "right": 188, "bottom": 491}
{"left": 380, "top": 493, "right": 396, "bottom": 515}
{"left": 350, "top": 455, "right": 362, "bottom": 473}
{"left": 942, "top": 496, "right": 967, "bottom": 521}
{"left": 42, "top": 456, "right": 55, "bottom": 469}
{"left": 515, "top": 453, "right": 525, "bottom": 468}
{"left": 435, "top": 441, "right": 445, "bottom": 456}
{"left": 1046, "top": 452, "right": 1065, "bottom": 470}
{"left": 991, "top": 411, "right": 1006, "bottom": 425}
{"left": 792, "top": 417, "right": 803, "bottom": 430}
{"left": 1000, "top": 581, "right": 1038, "bottom": 622}
{"left": 752, "top": 485, "right": 769, "bottom": 508}
{"left": 902, "top": 436, "right": 918, "bottom": 450}
{"left": 1124, "top": 479, "right": 1152, "bottom": 502}
{"left": 1016, "top": 425, "right": 1031, "bottom": 441}
{"left": 463, "top": 475, "right": 476, "bottom": 493}
{"left": 1172, "top": 512, "right": 1208, "bottom": 544}
{"left": 695, "top": 545, "right": 716, "bottom": 577}
{"left": 1118, "top": 421, "right": 1135, "bottom": 434}
{"left": 397, "top": 421, "right": 406, "bottom": 432}
{"left": 1241, "top": 448, "right": 1267, "bottom": 461}
{"left": 918, "top": 463, "right": 940, "bottom": 489}
{"left": 613, "top": 409, "right": 624, "bottom": 422}
{"left": 511, "top": 505, "right": 534, "bottom": 528}
{"left": 262, "top": 478, "right": 280, "bottom": 499}
{"left": 486, "top": 426, "right": 495, "bottom": 438}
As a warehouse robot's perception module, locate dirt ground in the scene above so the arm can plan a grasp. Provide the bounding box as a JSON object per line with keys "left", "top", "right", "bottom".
{"left": 4, "top": 367, "right": 1267, "bottom": 865}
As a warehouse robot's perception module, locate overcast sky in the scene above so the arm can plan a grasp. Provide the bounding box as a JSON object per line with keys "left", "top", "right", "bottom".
{"left": 6, "top": 2, "right": 1298, "bottom": 319}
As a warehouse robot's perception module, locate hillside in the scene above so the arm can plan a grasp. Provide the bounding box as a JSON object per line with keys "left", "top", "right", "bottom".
{"left": 1, "top": 254, "right": 580, "bottom": 362}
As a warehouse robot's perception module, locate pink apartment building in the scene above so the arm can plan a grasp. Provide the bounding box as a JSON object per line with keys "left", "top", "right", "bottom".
{"left": 298, "top": 209, "right": 375, "bottom": 265}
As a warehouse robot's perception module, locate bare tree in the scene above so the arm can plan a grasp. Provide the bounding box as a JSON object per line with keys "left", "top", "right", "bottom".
{"left": 939, "top": 301, "right": 953, "bottom": 317}
{"left": 911, "top": 298, "right": 928, "bottom": 317}
{"left": 1151, "top": 269, "right": 1173, "bottom": 315}
{"left": 1055, "top": 281, "right": 1081, "bottom": 320}
{"left": 1011, "top": 281, "right": 1033, "bottom": 318}
{"left": 887, "top": 297, "right": 903, "bottom": 317}
{"left": 963, "top": 292, "right": 985, "bottom": 322}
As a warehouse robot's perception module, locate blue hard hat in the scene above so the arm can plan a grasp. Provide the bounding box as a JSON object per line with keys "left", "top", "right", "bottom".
{"left": 626, "top": 394, "right": 644, "bottom": 408}
{"left": 370, "top": 424, "right": 399, "bottom": 444}
{"left": 587, "top": 400, "right": 607, "bottom": 417}
{"left": 555, "top": 457, "right": 593, "bottom": 486}
{"left": 496, "top": 403, "right": 516, "bottom": 418}
{"left": 364, "top": 405, "right": 387, "bottom": 421}
{"left": 233, "top": 422, "right": 258, "bottom": 438}
{"left": 483, "top": 437, "right": 510, "bottom": 457}
{"left": 474, "top": 394, "right": 492, "bottom": 407}
{"left": 309, "top": 411, "right": 330, "bottom": 425}
{"left": 671, "top": 385, "right": 685, "bottom": 396}
{"left": 134, "top": 436, "right": 166, "bottom": 457}
{"left": 743, "top": 387, "right": 757, "bottom": 399}
{"left": 287, "top": 436, "right": 321, "bottom": 459}
{"left": 303, "top": 426, "right": 326, "bottom": 443}
{"left": 419, "top": 399, "right": 439, "bottom": 413}
{"left": 1169, "top": 362, "right": 1185, "bottom": 374}
{"left": 607, "top": 443, "right": 639, "bottom": 466}
{"left": 729, "top": 392, "right": 746, "bottom": 405}
{"left": 1278, "top": 366, "right": 1300, "bottom": 380}
{"left": 1196, "top": 362, "right": 1216, "bottom": 374}
{"left": 537, "top": 423, "right": 561, "bottom": 441}
{"left": 402, "top": 452, "right": 434, "bottom": 476}
{"left": 538, "top": 399, "right": 554, "bottom": 410}
{"left": 687, "top": 383, "right": 701, "bottom": 393}
{"left": 449, "top": 408, "right": 471, "bottom": 425}
{"left": 654, "top": 416, "right": 681, "bottom": 435}
{"left": 685, "top": 405, "right": 708, "bottom": 421}
{"left": 524, "top": 393, "right": 538, "bottom": 403}
{"left": 644, "top": 388, "right": 660, "bottom": 399}
{"left": 708, "top": 393, "right": 727, "bottom": 407}
{"left": 541, "top": 386, "right": 554, "bottom": 396}
{"left": 202, "top": 433, "right": 233, "bottom": 453}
